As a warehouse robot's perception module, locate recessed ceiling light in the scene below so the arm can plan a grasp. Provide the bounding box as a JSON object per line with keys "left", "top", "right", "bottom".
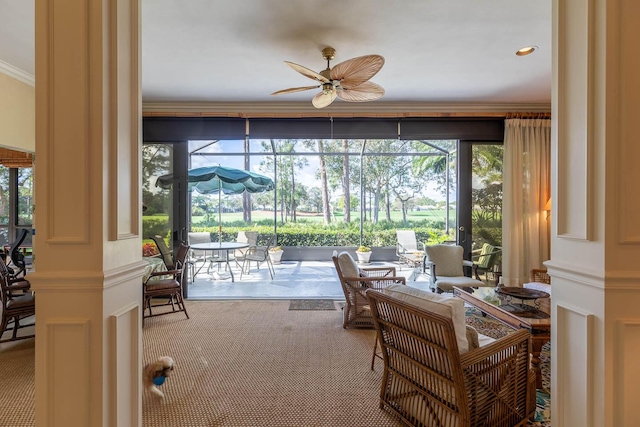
{"left": 516, "top": 46, "right": 537, "bottom": 56}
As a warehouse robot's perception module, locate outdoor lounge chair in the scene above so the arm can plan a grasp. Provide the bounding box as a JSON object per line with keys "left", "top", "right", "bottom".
{"left": 366, "top": 286, "right": 536, "bottom": 426}
{"left": 471, "top": 242, "right": 502, "bottom": 283}
{"left": 395, "top": 230, "right": 425, "bottom": 273}
{"left": 150, "top": 235, "right": 176, "bottom": 270}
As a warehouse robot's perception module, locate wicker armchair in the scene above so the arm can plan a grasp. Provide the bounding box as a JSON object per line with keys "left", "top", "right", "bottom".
{"left": 524, "top": 268, "right": 551, "bottom": 295}
{"left": 530, "top": 268, "right": 550, "bottom": 284}
{"left": 331, "top": 250, "right": 406, "bottom": 329}
{"left": 366, "top": 289, "right": 536, "bottom": 427}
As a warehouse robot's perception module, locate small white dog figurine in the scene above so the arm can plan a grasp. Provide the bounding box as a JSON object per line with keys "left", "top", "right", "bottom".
{"left": 143, "top": 356, "right": 175, "bottom": 398}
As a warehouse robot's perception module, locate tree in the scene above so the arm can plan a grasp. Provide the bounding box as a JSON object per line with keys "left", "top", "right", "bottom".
{"left": 306, "top": 187, "right": 323, "bottom": 212}
{"left": 412, "top": 140, "right": 457, "bottom": 199}
{"left": 341, "top": 139, "right": 351, "bottom": 223}
{"left": 361, "top": 140, "right": 408, "bottom": 223}
{"left": 317, "top": 139, "right": 331, "bottom": 224}
{"left": 390, "top": 171, "right": 421, "bottom": 224}
{"left": 259, "top": 140, "right": 308, "bottom": 223}
{"left": 254, "top": 192, "right": 274, "bottom": 211}
{"left": 142, "top": 144, "right": 172, "bottom": 215}
{"left": 243, "top": 138, "right": 252, "bottom": 223}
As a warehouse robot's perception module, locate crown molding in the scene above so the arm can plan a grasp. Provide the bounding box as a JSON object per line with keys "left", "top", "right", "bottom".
{"left": 142, "top": 101, "right": 551, "bottom": 118}
{"left": 0, "top": 60, "right": 35, "bottom": 87}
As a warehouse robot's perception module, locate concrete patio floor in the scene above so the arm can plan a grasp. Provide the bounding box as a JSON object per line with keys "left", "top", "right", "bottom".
{"left": 186, "top": 259, "right": 433, "bottom": 300}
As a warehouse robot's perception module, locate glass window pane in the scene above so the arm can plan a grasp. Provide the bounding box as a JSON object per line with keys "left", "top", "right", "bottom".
{"left": 17, "top": 168, "right": 34, "bottom": 226}
{"left": 471, "top": 144, "right": 503, "bottom": 248}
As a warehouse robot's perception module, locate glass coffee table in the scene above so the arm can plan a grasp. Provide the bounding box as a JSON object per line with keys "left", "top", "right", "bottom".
{"left": 453, "top": 286, "right": 551, "bottom": 389}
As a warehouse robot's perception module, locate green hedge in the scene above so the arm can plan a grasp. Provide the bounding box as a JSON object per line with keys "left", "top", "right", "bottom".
{"left": 189, "top": 225, "right": 450, "bottom": 247}
{"left": 144, "top": 220, "right": 497, "bottom": 249}
{"left": 143, "top": 217, "right": 171, "bottom": 240}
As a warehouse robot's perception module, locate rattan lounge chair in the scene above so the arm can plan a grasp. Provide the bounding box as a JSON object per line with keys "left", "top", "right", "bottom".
{"left": 366, "top": 287, "right": 536, "bottom": 426}
{"left": 331, "top": 250, "right": 406, "bottom": 329}
{"left": 524, "top": 268, "right": 551, "bottom": 295}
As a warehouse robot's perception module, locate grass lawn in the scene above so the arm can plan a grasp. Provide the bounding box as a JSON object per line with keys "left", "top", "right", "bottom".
{"left": 164, "top": 208, "right": 454, "bottom": 225}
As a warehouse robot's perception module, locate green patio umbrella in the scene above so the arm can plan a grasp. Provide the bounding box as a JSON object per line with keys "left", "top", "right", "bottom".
{"left": 156, "top": 166, "right": 274, "bottom": 242}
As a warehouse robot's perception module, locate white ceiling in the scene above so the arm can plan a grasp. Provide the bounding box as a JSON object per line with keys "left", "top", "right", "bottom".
{"left": 0, "top": 0, "right": 551, "bottom": 109}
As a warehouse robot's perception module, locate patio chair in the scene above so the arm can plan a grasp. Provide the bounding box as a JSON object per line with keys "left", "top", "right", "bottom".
{"left": 331, "top": 250, "right": 406, "bottom": 329}
{"left": 240, "top": 234, "right": 275, "bottom": 280}
{"left": 187, "top": 231, "right": 216, "bottom": 277}
{"left": 395, "top": 230, "right": 425, "bottom": 271}
{"left": 233, "top": 231, "right": 259, "bottom": 271}
{"left": 366, "top": 286, "right": 536, "bottom": 427}
{"left": 143, "top": 243, "right": 190, "bottom": 325}
{"left": 471, "top": 242, "right": 502, "bottom": 282}
{"left": 424, "top": 244, "right": 488, "bottom": 293}
{"left": 0, "top": 256, "right": 35, "bottom": 343}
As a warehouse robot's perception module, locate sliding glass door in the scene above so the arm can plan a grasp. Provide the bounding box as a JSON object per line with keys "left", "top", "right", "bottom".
{"left": 457, "top": 141, "right": 503, "bottom": 278}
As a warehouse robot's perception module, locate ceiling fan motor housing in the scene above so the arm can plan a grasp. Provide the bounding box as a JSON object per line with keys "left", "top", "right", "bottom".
{"left": 321, "top": 47, "right": 336, "bottom": 61}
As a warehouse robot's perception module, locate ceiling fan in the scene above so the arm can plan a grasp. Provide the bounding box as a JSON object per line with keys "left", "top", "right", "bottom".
{"left": 271, "top": 47, "right": 385, "bottom": 109}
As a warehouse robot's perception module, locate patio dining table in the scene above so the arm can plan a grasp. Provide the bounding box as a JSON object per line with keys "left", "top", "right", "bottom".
{"left": 189, "top": 242, "right": 250, "bottom": 282}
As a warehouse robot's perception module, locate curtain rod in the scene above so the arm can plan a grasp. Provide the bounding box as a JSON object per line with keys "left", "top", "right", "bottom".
{"left": 505, "top": 112, "right": 551, "bottom": 119}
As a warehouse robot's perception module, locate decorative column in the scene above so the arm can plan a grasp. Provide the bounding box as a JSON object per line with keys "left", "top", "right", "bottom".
{"left": 548, "top": 0, "right": 640, "bottom": 425}
{"left": 30, "top": 1, "right": 143, "bottom": 426}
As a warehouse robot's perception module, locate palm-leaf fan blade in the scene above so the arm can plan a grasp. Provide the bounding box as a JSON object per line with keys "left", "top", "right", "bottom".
{"left": 330, "top": 55, "right": 385, "bottom": 89}
{"left": 271, "top": 85, "right": 320, "bottom": 95}
{"left": 336, "top": 81, "right": 385, "bottom": 102}
{"left": 285, "top": 61, "right": 330, "bottom": 83}
{"left": 312, "top": 88, "right": 337, "bottom": 108}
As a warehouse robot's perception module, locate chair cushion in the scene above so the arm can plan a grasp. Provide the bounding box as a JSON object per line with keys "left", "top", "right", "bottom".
{"left": 523, "top": 282, "right": 551, "bottom": 296}
{"left": 337, "top": 251, "right": 359, "bottom": 280}
{"left": 477, "top": 333, "right": 496, "bottom": 348}
{"left": 466, "top": 325, "right": 497, "bottom": 350}
{"left": 145, "top": 279, "right": 180, "bottom": 292}
{"left": 382, "top": 284, "right": 469, "bottom": 353}
{"left": 425, "top": 245, "right": 464, "bottom": 277}
{"left": 434, "top": 275, "right": 485, "bottom": 291}
{"left": 6, "top": 293, "right": 34, "bottom": 309}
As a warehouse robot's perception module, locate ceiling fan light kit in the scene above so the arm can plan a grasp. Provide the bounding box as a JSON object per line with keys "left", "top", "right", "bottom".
{"left": 272, "top": 47, "right": 385, "bottom": 108}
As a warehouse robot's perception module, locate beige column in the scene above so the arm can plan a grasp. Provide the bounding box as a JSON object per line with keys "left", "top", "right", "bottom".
{"left": 549, "top": 0, "right": 640, "bottom": 425}
{"left": 30, "top": 1, "right": 143, "bottom": 426}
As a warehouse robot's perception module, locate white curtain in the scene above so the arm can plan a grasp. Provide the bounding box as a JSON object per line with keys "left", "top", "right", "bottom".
{"left": 502, "top": 118, "right": 551, "bottom": 285}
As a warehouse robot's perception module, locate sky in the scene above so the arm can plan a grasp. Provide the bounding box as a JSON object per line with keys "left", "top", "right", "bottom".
{"left": 187, "top": 139, "right": 453, "bottom": 203}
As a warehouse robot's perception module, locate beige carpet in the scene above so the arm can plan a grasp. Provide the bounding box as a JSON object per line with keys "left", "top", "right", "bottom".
{"left": 143, "top": 300, "right": 400, "bottom": 426}
{"left": 0, "top": 340, "right": 35, "bottom": 426}
{"left": 0, "top": 300, "right": 550, "bottom": 426}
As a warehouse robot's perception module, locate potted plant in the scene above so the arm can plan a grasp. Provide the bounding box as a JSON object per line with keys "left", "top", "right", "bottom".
{"left": 269, "top": 246, "right": 284, "bottom": 265}
{"left": 355, "top": 245, "right": 372, "bottom": 264}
